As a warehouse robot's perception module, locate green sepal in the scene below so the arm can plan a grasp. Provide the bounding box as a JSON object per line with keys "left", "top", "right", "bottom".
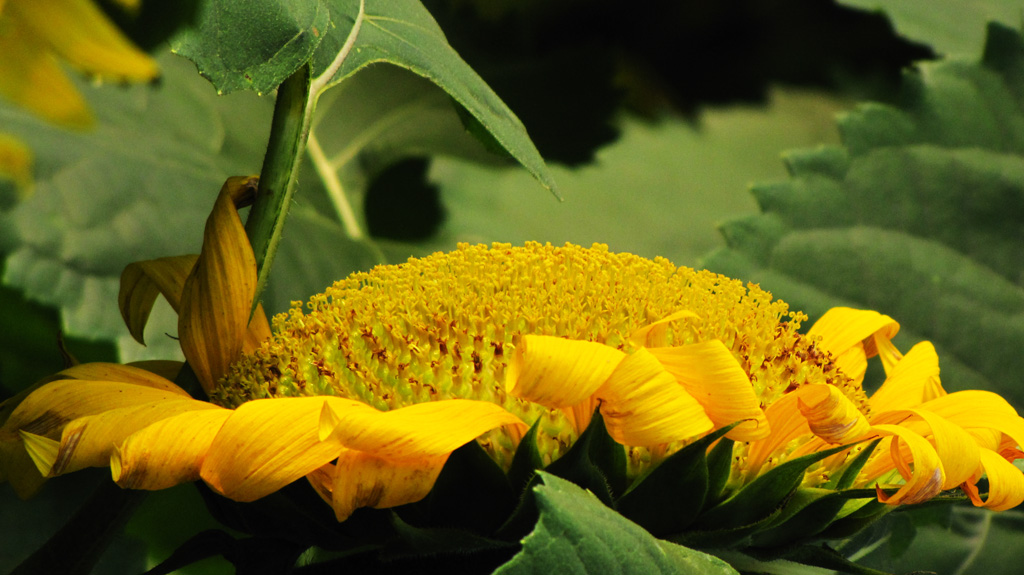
{"left": 750, "top": 488, "right": 879, "bottom": 548}
{"left": 766, "top": 544, "right": 896, "bottom": 575}
{"left": 705, "top": 436, "right": 735, "bottom": 507}
{"left": 382, "top": 513, "right": 519, "bottom": 563}
{"left": 830, "top": 438, "right": 882, "bottom": 490}
{"left": 696, "top": 443, "right": 852, "bottom": 531}
{"left": 817, "top": 499, "right": 891, "bottom": 540}
{"left": 544, "top": 410, "right": 627, "bottom": 505}
{"left": 616, "top": 423, "right": 739, "bottom": 537}
{"left": 668, "top": 509, "right": 785, "bottom": 550}
{"left": 506, "top": 418, "right": 545, "bottom": 495}
{"left": 141, "top": 530, "right": 308, "bottom": 575}
{"left": 396, "top": 440, "right": 515, "bottom": 535}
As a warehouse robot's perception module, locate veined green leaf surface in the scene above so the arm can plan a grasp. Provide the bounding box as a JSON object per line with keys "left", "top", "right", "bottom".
{"left": 703, "top": 23, "right": 1024, "bottom": 405}
{"left": 493, "top": 472, "right": 739, "bottom": 575}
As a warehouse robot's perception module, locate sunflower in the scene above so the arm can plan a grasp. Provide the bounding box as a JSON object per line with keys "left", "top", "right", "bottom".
{"left": 1, "top": 176, "right": 1023, "bottom": 528}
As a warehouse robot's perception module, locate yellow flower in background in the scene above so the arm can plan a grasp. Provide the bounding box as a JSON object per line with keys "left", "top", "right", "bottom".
{"left": 0, "top": 0, "right": 158, "bottom": 128}
{"left": 1, "top": 176, "right": 1023, "bottom": 523}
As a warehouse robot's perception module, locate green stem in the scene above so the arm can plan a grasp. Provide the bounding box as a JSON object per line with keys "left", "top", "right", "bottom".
{"left": 245, "top": 65, "right": 313, "bottom": 309}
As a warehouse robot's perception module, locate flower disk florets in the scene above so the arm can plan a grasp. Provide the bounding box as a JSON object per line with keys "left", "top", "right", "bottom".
{"left": 218, "top": 242, "right": 861, "bottom": 468}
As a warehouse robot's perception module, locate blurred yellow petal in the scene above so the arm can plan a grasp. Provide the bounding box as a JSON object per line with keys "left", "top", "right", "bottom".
{"left": 506, "top": 335, "right": 624, "bottom": 408}
{"left": 796, "top": 384, "right": 871, "bottom": 444}
{"left": 964, "top": 449, "right": 1024, "bottom": 511}
{"left": 47, "top": 399, "right": 222, "bottom": 476}
{"left": 119, "top": 255, "right": 197, "bottom": 345}
{"left": 0, "top": 437, "right": 46, "bottom": 498}
{"left": 808, "top": 307, "right": 899, "bottom": 383}
{"left": 869, "top": 341, "right": 944, "bottom": 412}
{"left": 6, "top": 0, "right": 158, "bottom": 81}
{"left": 0, "top": 22, "right": 92, "bottom": 127}
{"left": 331, "top": 450, "right": 448, "bottom": 521}
{"left": 648, "top": 340, "right": 769, "bottom": 441}
{"left": 0, "top": 133, "right": 33, "bottom": 197}
{"left": 321, "top": 399, "right": 525, "bottom": 458}
{"left": 201, "top": 397, "right": 352, "bottom": 502}
{"left": 628, "top": 310, "right": 698, "bottom": 348}
{"left": 872, "top": 424, "right": 944, "bottom": 505}
{"left": 596, "top": 348, "right": 713, "bottom": 446}
{"left": 113, "top": 408, "right": 232, "bottom": 490}
{"left": 179, "top": 177, "right": 261, "bottom": 393}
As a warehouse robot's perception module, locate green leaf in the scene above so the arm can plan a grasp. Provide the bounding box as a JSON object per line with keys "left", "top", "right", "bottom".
{"left": 836, "top": 0, "right": 1022, "bottom": 57}
{"left": 0, "top": 53, "right": 271, "bottom": 362}
{"left": 309, "top": 0, "right": 557, "bottom": 196}
{"left": 703, "top": 23, "right": 1024, "bottom": 406}
{"left": 171, "top": 0, "right": 330, "bottom": 95}
{"left": 493, "top": 472, "right": 739, "bottom": 575}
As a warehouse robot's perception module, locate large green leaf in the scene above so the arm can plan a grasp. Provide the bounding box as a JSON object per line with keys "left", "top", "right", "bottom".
{"left": 0, "top": 54, "right": 272, "bottom": 361}
{"left": 493, "top": 472, "right": 739, "bottom": 575}
{"left": 703, "top": 23, "right": 1024, "bottom": 405}
{"left": 837, "top": 0, "right": 1022, "bottom": 57}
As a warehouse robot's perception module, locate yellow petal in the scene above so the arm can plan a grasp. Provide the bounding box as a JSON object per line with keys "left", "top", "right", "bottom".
{"left": 871, "top": 409, "right": 981, "bottom": 490}
{"left": 506, "top": 335, "right": 625, "bottom": 408}
{"left": 331, "top": 450, "right": 449, "bottom": 521}
{"left": 55, "top": 362, "right": 187, "bottom": 395}
{"left": 808, "top": 307, "right": 899, "bottom": 383}
{"left": 869, "top": 341, "right": 944, "bottom": 412}
{"left": 648, "top": 340, "right": 769, "bottom": 441}
{"left": 179, "top": 177, "right": 261, "bottom": 393}
{"left": 47, "top": 399, "right": 222, "bottom": 476}
{"left": 919, "top": 391, "right": 1024, "bottom": 450}
{"left": 0, "top": 436, "right": 46, "bottom": 498}
{"left": 596, "top": 348, "right": 714, "bottom": 446}
{"left": 200, "top": 397, "right": 356, "bottom": 502}
{"left": 871, "top": 424, "right": 944, "bottom": 505}
{"left": 4, "top": 380, "right": 195, "bottom": 439}
{"left": 321, "top": 399, "right": 526, "bottom": 458}
{"left": 119, "top": 255, "right": 197, "bottom": 345}
{"left": 628, "top": 310, "right": 699, "bottom": 348}
{"left": 6, "top": 0, "right": 158, "bottom": 81}
{"left": 113, "top": 408, "right": 232, "bottom": 490}
{"left": 744, "top": 392, "right": 811, "bottom": 477}
{"left": 19, "top": 431, "right": 58, "bottom": 478}
{"left": 0, "top": 21, "right": 92, "bottom": 127}
{"left": 964, "top": 448, "right": 1024, "bottom": 511}
{"left": 0, "top": 133, "right": 33, "bottom": 197}
{"left": 795, "top": 384, "right": 871, "bottom": 444}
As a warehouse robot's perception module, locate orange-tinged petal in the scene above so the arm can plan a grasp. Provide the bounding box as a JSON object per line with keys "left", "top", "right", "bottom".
{"left": 964, "top": 448, "right": 1024, "bottom": 511}
{"left": 506, "top": 335, "right": 624, "bottom": 408}
{"left": 869, "top": 341, "right": 944, "bottom": 412}
{"left": 648, "top": 340, "right": 768, "bottom": 441}
{"left": 871, "top": 424, "right": 944, "bottom": 505}
{"left": 6, "top": 0, "right": 158, "bottom": 81}
{"left": 629, "top": 310, "right": 699, "bottom": 348}
{"left": 200, "top": 397, "right": 356, "bottom": 502}
{"left": 47, "top": 399, "right": 222, "bottom": 476}
{"left": 808, "top": 307, "right": 899, "bottom": 383}
{"left": 331, "top": 450, "right": 448, "bottom": 521}
{"left": 179, "top": 177, "right": 261, "bottom": 393}
{"left": 119, "top": 255, "right": 197, "bottom": 345}
{"left": 113, "top": 408, "right": 232, "bottom": 490}
{"left": 321, "top": 399, "right": 526, "bottom": 458}
{"left": 796, "top": 384, "right": 871, "bottom": 444}
{"left": 744, "top": 393, "right": 812, "bottom": 477}
{"left": 0, "top": 22, "right": 92, "bottom": 128}
{"left": 3, "top": 380, "right": 196, "bottom": 439}
{"left": 596, "top": 348, "right": 713, "bottom": 446}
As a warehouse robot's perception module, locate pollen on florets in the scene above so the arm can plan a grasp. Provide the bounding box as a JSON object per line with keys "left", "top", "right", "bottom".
{"left": 216, "top": 242, "right": 862, "bottom": 469}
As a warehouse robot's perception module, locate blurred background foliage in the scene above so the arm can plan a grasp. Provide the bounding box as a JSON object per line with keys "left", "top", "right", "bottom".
{"left": 1, "top": 0, "right": 1023, "bottom": 573}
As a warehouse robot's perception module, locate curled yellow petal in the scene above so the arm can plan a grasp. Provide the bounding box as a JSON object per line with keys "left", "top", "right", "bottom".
{"left": 331, "top": 450, "right": 449, "bottom": 521}
{"left": 744, "top": 392, "right": 811, "bottom": 477}
{"left": 808, "top": 307, "right": 899, "bottom": 383}
{"left": 964, "top": 448, "right": 1024, "bottom": 511}
{"left": 119, "top": 255, "right": 197, "bottom": 345}
{"left": 6, "top": 0, "right": 158, "bottom": 82}
{"left": 869, "top": 341, "right": 944, "bottom": 412}
{"left": 113, "top": 408, "right": 232, "bottom": 490}
{"left": 648, "top": 340, "right": 768, "bottom": 441}
{"left": 871, "top": 409, "right": 981, "bottom": 490}
{"left": 322, "top": 399, "right": 526, "bottom": 458}
{"left": 919, "top": 391, "right": 1024, "bottom": 450}
{"left": 795, "top": 384, "right": 870, "bottom": 444}
{"left": 629, "top": 310, "right": 699, "bottom": 348}
{"left": 506, "top": 335, "right": 624, "bottom": 408}
{"left": 872, "top": 424, "right": 944, "bottom": 505}
{"left": 596, "top": 348, "right": 713, "bottom": 446}
{"left": 179, "top": 176, "right": 261, "bottom": 393}
{"left": 200, "top": 397, "right": 354, "bottom": 502}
